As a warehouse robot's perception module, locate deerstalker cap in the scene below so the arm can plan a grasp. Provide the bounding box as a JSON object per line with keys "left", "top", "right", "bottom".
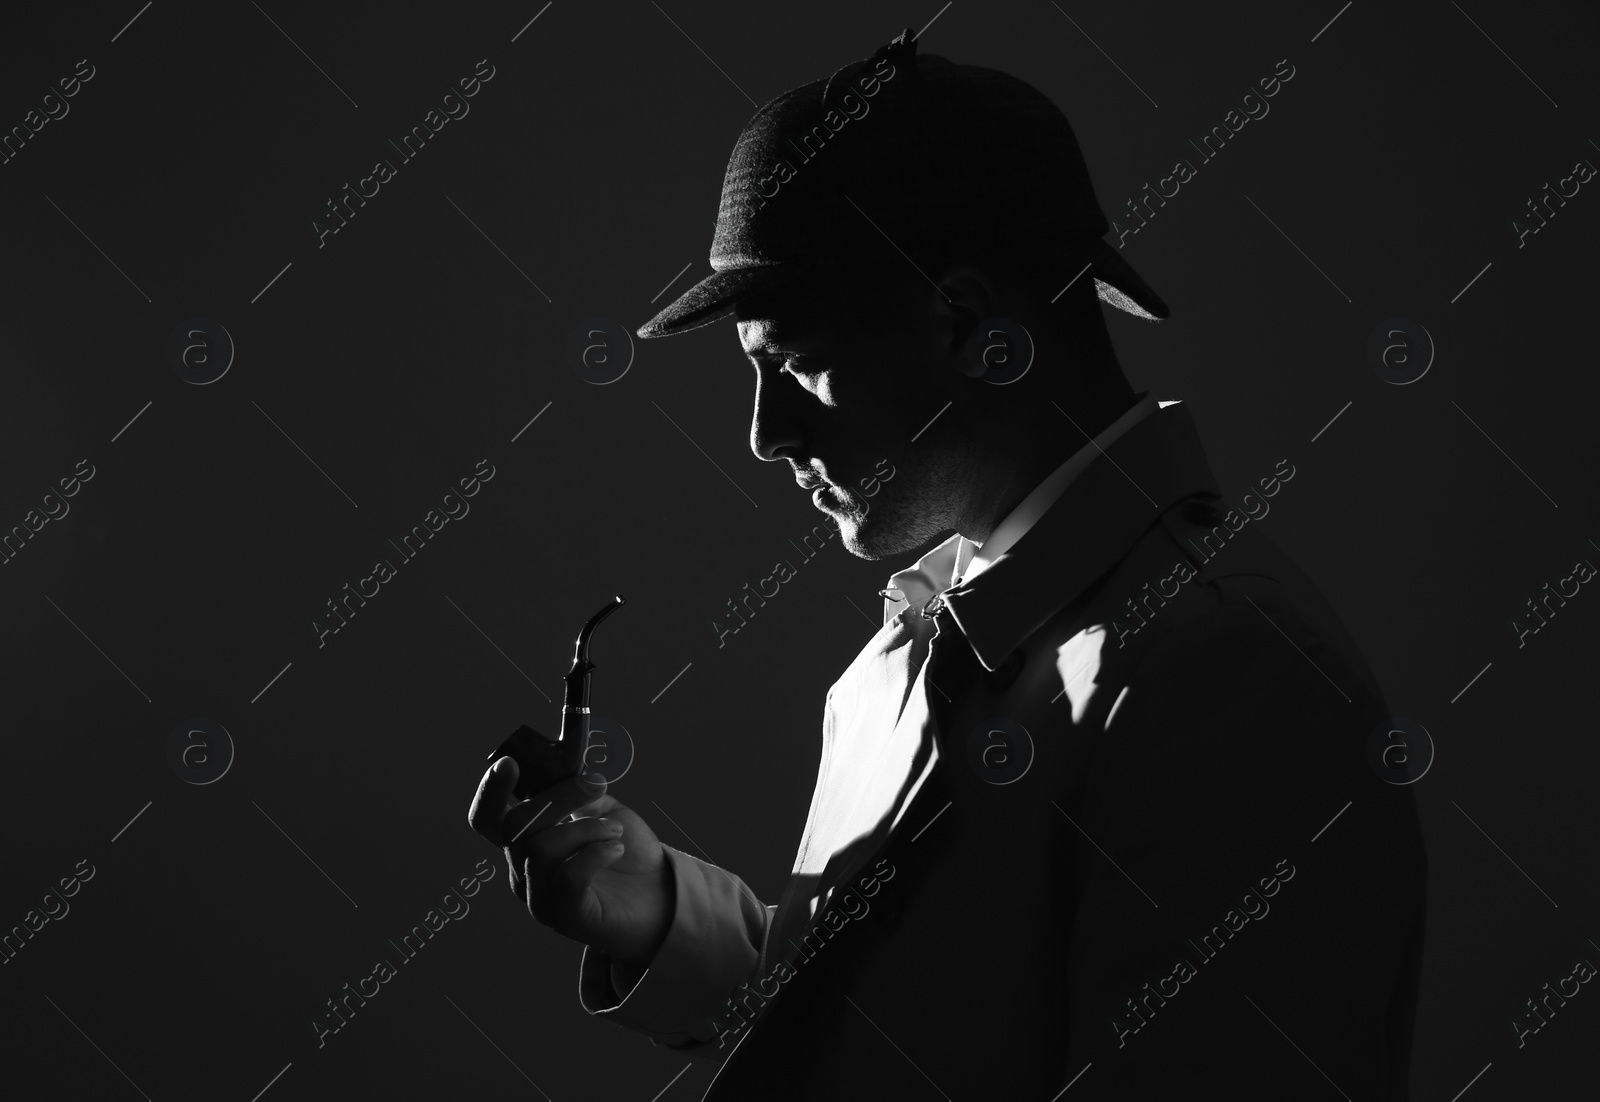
{"left": 638, "top": 27, "right": 1168, "bottom": 339}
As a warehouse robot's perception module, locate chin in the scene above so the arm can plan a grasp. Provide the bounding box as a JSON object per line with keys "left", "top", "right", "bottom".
{"left": 815, "top": 485, "right": 941, "bottom": 561}
{"left": 833, "top": 512, "right": 930, "bottom": 562}
{"left": 834, "top": 524, "right": 878, "bottom": 560}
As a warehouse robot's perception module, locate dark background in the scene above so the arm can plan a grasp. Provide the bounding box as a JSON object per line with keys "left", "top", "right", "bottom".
{"left": 0, "top": 1, "right": 1595, "bottom": 1098}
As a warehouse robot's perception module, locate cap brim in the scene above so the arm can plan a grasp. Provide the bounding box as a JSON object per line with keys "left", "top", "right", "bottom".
{"left": 637, "top": 263, "right": 817, "bottom": 339}
{"left": 638, "top": 240, "right": 1167, "bottom": 337}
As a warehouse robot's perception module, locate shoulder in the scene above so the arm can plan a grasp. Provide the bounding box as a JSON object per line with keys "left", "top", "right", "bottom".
{"left": 1078, "top": 500, "right": 1390, "bottom": 733}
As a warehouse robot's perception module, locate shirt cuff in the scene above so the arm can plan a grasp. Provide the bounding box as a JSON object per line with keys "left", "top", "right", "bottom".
{"left": 578, "top": 845, "right": 770, "bottom": 1050}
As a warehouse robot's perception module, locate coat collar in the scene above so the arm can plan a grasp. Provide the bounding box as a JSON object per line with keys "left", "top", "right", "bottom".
{"left": 927, "top": 401, "right": 1221, "bottom": 671}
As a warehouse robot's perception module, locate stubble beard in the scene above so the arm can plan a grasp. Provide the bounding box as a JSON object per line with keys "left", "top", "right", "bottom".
{"left": 821, "top": 449, "right": 969, "bottom": 561}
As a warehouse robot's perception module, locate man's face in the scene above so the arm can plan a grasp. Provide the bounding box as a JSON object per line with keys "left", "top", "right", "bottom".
{"left": 736, "top": 262, "right": 979, "bottom": 561}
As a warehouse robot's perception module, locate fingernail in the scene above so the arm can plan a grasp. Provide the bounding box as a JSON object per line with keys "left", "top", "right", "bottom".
{"left": 581, "top": 771, "right": 608, "bottom": 787}
{"left": 494, "top": 758, "right": 513, "bottom": 775}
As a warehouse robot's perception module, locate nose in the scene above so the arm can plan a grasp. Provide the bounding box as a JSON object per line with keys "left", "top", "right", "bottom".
{"left": 749, "top": 364, "right": 808, "bottom": 463}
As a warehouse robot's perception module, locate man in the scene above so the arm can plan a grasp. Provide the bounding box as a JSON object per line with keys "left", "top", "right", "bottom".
{"left": 469, "top": 29, "right": 1427, "bottom": 1100}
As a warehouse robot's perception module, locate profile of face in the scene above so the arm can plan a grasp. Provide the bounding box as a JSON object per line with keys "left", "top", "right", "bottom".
{"left": 735, "top": 260, "right": 990, "bottom": 562}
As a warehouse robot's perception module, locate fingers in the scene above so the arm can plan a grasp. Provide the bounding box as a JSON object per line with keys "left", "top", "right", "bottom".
{"left": 472, "top": 758, "right": 616, "bottom": 917}
{"left": 504, "top": 846, "right": 523, "bottom": 900}
{"left": 521, "top": 820, "right": 627, "bottom": 925}
{"left": 499, "top": 772, "right": 611, "bottom": 846}
{"left": 468, "top": 756, "right": 520, "bottom": 847}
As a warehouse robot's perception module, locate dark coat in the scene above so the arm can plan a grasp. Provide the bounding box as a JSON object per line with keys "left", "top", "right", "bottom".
{"left": 591, "top": 403, "right": 1428, "bottom": 1101}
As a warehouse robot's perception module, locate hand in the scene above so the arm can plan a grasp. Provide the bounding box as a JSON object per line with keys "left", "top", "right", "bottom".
{"left": 468, "top": 756, "right": 673, "bottom": 969}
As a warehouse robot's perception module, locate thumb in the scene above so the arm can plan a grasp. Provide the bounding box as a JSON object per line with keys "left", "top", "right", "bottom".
{"left": 468, "top": 756, "right": 521, "bottom": 847}
{"left": 493, "top": 754, "right": 520, "bottom": 790}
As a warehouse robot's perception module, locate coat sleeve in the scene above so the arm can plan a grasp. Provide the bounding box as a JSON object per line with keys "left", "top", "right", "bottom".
{"left": 1056, "top": 592, "right": 1427, "bottom": 1100}
{"left": 577, "top": 844, "right": 777, "bottom": 1058}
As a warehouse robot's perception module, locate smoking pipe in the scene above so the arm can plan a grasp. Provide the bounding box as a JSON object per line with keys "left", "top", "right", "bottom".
{"left": 487, "top": 595, "right": 625, "bottom": 803}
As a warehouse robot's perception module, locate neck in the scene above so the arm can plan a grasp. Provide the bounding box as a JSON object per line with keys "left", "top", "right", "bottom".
{"left": 959, "top": 376, "right": 1137, "bottom": 545}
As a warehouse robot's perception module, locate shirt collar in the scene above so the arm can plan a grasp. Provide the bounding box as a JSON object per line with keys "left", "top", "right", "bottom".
{"left": 880, "top": 398, "right": 1221, "bottom": 670}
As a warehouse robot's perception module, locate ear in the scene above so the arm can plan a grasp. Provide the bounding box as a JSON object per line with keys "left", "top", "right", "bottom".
{"left": 928, "top": 264, "right": 1002, "bottom": 374}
